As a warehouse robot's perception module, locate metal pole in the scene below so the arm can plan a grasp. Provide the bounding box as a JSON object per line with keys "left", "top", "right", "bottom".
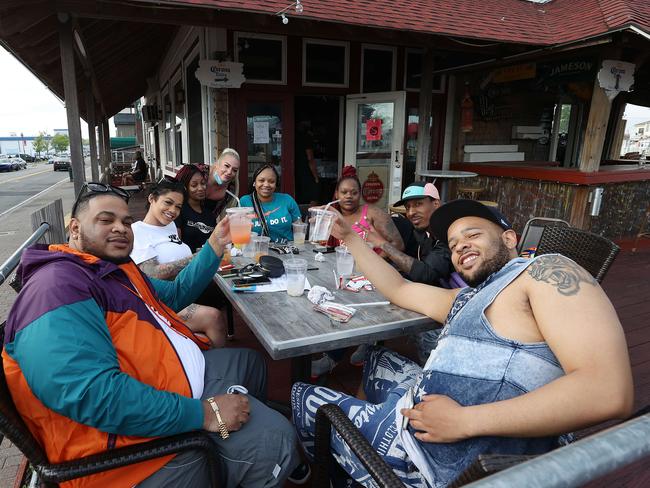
{"left": 102, "top": 118, "right": 111, "bottom": 177}
{"left": 85, "top": 81, "right": 99, "bottom": 181}
{"left": 57, "top": 12, "right": 85, "bottom": 197}
{"left": 466, "top": 414, "right": 650, "bottom": 488}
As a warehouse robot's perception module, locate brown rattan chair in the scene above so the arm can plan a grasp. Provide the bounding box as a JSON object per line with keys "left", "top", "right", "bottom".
{"left": 313, "top": 403, "right": 405, "bottom": 488}
{"left": 0, "top": 322, "right": 220, "bottom": 488}
{"left": 535, "top": 226, "right": 620, "bottom": 282}
{"left": 516, "top": 217, "right": 570, "bottom": 255}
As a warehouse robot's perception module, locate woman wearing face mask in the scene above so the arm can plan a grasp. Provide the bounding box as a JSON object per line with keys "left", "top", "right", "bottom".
{"left": 205, "top": 148, "right": 241, "bottom": 221}
{"left": 239, "top": 164, "right": 302, "bottom": 243}
{"left": 175, "top": 163, "right": 215, "bottom": 252}
{"left": 131, "top": 178, "right": 226, "bottom": 348}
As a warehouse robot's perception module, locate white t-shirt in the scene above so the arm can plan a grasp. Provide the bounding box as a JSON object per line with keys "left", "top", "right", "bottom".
{"left": 131, "top": 221, "right": 193, "bottom": 265}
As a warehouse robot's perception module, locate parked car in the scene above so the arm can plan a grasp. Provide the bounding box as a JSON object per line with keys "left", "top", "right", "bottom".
{"left": 53, "top": 157, "right": 71, "bottom": 171}
{"left": 12, "top": 157, "right": 27, "bottom": 170}
{"left": 17, "top": 153, "right": 35, "bottom": 162}
{"left": 0, "top": 158, "right": 18, "bottom": 172}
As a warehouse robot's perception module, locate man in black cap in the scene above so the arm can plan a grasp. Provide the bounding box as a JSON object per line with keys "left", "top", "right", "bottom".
{"left": 291, "top": 199, "right": 633, "bottom": 487}
{"left": 366, "top": 181, "right": 453, "bottom": 286}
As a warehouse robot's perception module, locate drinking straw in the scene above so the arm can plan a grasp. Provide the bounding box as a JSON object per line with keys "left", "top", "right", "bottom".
{"left": 351, "top": 301, "right": 390, "bottom": 307}
{"left": 225, "top": 189, "right": 241, "bottom": 206}
{"left": 314, "top": 199, "right": 340, "bottom": 240}
{"left": 324, "top": 199, "right": 340, "bottom": 211}
{"left": 332, "top": 269, "right": 339, "bottom": 289}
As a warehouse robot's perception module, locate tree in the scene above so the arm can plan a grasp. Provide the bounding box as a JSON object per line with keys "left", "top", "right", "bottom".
{"left": 33, "top": 132, "right": 49, "bottom": 158}
{"left": 51, "top": 133, "right": 70, "bottom": 154}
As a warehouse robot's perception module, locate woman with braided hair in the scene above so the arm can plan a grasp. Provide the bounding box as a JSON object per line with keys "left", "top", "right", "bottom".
{"left": 175, "top": 163, "right": 216, "bottom": 252}
{"left": 312, "top": 165, "right": 404, "bottom": 377}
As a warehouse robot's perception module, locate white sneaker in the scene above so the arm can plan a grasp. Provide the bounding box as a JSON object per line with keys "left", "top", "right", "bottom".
{"left": 311, "top": 354, "right": 338, "bottom": 378}
{"left": 350, "top": 344, "right": 369, "bottom": 366}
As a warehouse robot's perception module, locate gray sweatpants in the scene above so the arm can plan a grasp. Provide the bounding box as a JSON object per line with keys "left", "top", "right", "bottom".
{"left": 137, "top": 348, "right": 299, "bottom": 487}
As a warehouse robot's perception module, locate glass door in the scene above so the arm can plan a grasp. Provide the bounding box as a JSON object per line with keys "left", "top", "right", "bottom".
{"left": 232, "top": 92, "right": 294, "bottom": 195}
{"left": 344, "top": 91, "right": 406, "bottom": 209}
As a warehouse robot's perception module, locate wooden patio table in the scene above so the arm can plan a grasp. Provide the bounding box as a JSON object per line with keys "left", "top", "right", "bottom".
{"left": 213, "top": 242, "right": 435, "bottom": 380}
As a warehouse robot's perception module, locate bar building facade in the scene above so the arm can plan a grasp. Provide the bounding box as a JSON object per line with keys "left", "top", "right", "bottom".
{"left": 1, "top": 0, "right": 649, "bottom": 241}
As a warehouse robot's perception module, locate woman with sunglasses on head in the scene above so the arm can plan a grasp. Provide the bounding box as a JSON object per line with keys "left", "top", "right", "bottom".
{"left": 131, "top": 178, "right": 226, "bottom": 348}
{"left": 239, "top": 164, "right": 302, "bottom": 243}
{"left": 205, "top": 148, "right": 241, "bottom": 221}
{"left": 174, "top": 164, "right": 216, "bottom": 252}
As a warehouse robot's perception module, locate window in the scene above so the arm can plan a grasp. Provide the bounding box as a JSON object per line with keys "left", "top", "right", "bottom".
{"left": 235, "top": 33, "right": 286, "bottom": 84}
{"left": 361, "top": 45, "right": 396, "bottom": 93}
{"left": 302, "top": 39, "right": 349, "bottom": 87}
{"left": 163, "top": 91, "right": 173, "bottom": 167}
{"left": 639, "top": 128, "right": 645, "bottom": 135}
{"left": 404, "top": 49, "right": 446, "bottom": 93}
{"left": 186, "top": 55, "right": 204, "bottom": 163}
{"left": 173, "top": 78, "right": 184, "bottom": 167}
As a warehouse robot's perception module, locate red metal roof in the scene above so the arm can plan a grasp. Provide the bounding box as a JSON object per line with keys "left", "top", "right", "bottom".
{"left": 144, "top": 0, "right": 650, "bottom": 45}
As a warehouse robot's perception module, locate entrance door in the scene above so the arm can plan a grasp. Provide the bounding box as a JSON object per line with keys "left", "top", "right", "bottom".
{"left": 344, "top": 91, "right": 406, "bottom": 209}
{"left": 232, "top": 92, "right": 294, "bottom": 195}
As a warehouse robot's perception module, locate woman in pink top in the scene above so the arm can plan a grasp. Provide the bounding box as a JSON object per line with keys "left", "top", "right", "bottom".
{"left": 328, "top": 166, "right": 404, "bottom": 253}
{"left": 313, "top": 167, "right": 404, "bottom": 378}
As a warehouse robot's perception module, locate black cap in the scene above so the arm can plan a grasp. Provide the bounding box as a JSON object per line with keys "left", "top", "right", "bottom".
{"left": 430, "top": 199, "right": 512, "bottom": 244}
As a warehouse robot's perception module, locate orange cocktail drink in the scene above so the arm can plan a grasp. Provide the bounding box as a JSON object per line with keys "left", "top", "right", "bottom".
{"left": 226, "top": 207, "right": 254, "bottom": 247}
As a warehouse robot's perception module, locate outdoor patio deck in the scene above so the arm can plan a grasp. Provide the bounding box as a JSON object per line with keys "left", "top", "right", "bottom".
{"left": 126, "top": 191, "right": 650, "bottom": 486}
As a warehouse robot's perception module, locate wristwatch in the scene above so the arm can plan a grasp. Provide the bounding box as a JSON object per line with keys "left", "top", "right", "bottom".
{"left": 207, "top": 397, "right": 229, "bottom": 440}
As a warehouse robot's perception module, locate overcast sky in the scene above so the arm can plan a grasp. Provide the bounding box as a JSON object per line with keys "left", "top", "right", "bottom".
{"left": 0, "top": 46, "right": 119, "bottom": 138}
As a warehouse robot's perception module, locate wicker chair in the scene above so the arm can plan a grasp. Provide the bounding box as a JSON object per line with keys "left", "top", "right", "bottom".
{"left": 313, "top": 404, "right": 405, "bottom": 488}
{"left": 0, "top": 322, "right": 220, "bottom": 488}
{"left": 516, "top": 217, "right": 570, "bottom": 255}
{"left": 536, "top": 226, "right": 620, "bottom": 282}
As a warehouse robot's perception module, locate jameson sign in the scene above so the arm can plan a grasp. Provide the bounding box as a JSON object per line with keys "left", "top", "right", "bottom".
{"left": 538, "top": 59, "right": 595, "bottom": 83}
{"left": 195, "top": 60, "right": 245, "bottom": 88}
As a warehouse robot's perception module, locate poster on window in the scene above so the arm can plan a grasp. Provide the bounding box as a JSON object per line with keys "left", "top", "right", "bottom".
{"left": 357, "top": 164, "right": 389, "bottom": 208}
{"left": 365, "top": 119, "right": 382, "bottom": 141}
{"left": 253, "top": 121, "right": 270, "bottom": 144}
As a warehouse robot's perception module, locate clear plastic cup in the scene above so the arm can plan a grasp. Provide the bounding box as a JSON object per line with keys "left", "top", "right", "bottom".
{"left": 284, "top": 258, "right": 308, "bottom": 297}
{"left": 292, "top": 221, "right": 307, "bottom": 245}
{"left": 242, "top": 231, "right": 257, "bottom": 258}
{"left": 226, "top": 207, "right": 254, "bottom": 247}
{"left": 308, "top": 208, "right": 336, "bottom": 244}
{"left": 335, "top": 246, "right": 354, "bottom": 277}
{"left": 252, "top": 235, "right": 270, "bottom": 263}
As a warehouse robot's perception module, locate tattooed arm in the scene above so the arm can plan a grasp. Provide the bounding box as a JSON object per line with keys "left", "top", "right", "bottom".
{"left": 367, "top": 206, "right": 404, "bottom": 251}
{"left": 138, "top": 255, "right": 194, "bottom": 280}
{"left": 403, "top": 254, "right": 633, "bottom": 443}
{"left": 376, "top": 242, "right": 415, "bottom": 273}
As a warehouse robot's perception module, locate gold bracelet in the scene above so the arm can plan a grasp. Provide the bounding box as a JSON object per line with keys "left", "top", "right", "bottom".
{"left": 207, "top": 397, "right": 229, "bottom": 440}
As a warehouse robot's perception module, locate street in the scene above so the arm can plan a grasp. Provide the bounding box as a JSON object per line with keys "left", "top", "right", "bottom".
{"left": 0, "top": 162, "right": 83, "bottom": 322}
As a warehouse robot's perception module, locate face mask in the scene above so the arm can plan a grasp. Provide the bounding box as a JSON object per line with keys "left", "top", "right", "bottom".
{"left": 214, "top": 171, "right": 223, "bottom": 185}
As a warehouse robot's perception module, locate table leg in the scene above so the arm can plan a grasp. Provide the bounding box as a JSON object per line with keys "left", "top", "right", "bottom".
{"left": 291, "top": 356, "right": 311, "bottom": 383}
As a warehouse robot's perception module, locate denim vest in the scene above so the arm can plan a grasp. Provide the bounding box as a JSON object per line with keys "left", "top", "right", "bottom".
{"left": 414, "top": 256, "right": 564, "bottom": 487}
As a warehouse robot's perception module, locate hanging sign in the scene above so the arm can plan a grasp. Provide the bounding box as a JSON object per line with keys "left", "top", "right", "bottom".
{"left": 361, "top": 171, "right": 384, "bottom": 203}
{"left": 598, "top": 60, "right": 635, "bottom": 100}
{"left": 366, "top": 119, "right": 382, "bottom": 141}
{"left": 195, "top": 60, "right": 245, "bottom": 88}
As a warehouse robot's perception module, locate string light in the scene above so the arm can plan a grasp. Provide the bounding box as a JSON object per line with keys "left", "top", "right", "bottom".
{"left": 276, "top": 1, "right": 304, "bottom": 24}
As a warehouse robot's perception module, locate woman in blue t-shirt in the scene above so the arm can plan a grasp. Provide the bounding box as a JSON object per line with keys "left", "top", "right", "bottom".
{"left": 240, "top": 164, "right": 302, "bottom": 242}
